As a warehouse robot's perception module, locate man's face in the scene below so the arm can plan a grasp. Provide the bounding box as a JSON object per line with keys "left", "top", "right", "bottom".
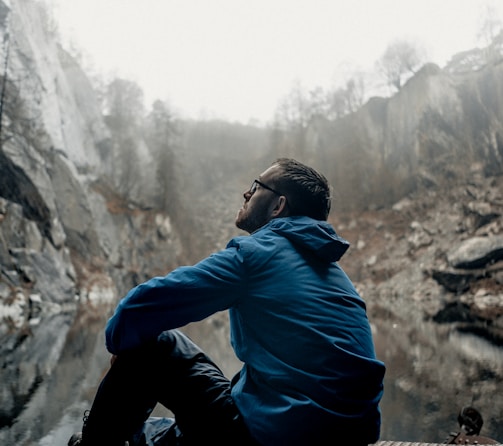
{"left": 235, "top": 165, "right": 282, "bottom": 234}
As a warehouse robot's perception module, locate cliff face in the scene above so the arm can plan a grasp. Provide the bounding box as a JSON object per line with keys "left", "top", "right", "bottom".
{"left": 0, "top": 1, "right": 184, "bottom": 440}
{"left": 315, "top": 62, "right": 503, "bottom": 211}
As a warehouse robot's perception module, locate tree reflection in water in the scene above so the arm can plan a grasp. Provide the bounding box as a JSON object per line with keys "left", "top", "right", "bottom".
{"left": 8, "top": 312, "right": 503, "bottom": 445}
{"left": 374, "top": 320, "right": 503, "bottom": 443}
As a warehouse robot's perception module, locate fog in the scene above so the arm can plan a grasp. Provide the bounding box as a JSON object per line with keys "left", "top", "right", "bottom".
{"left": 53, "top": 0, "right": 503, "bottom": 123}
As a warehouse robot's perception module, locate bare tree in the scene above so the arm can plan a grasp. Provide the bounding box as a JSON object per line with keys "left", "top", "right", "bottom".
{"left": 272, "top": 81, "right": 311, "bottom": 158}
{"left": 145, "top": 99, "right": 179, "bottom": 213}
{"left": 274, "top": 81, "right": 311, "bottom": 130}
{"left": 307, "top": 86, "right": 329, "bottom": 120}
{"left": 344, "top": 75, "right": 366, "bottom": 112}
{"left": 103, "top": 78, "right": 145, "bottom": 199}
{"left": 103, "top": 78, "right": 144, "bottom": 127}
{"left": 478, "top": 4, "right": 503, "bottom": 45}
{"left": 477, "top": 4, "right": 503, "bottom": 64}
{"left": 376, "top": 40, "right": 425, "bottom": 91}
{"left": 327, "top": 75, "right": 366, "bottom": 119}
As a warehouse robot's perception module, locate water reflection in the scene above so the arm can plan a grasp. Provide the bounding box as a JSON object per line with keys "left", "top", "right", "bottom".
{"left": 374, "top": 320, "right": 503, "bottom": 443}
{"left": 0, "top": 309, "right": 111, "bottom": 446}
{"left": 3, "top": 311, "right": 503, "bottom": 445}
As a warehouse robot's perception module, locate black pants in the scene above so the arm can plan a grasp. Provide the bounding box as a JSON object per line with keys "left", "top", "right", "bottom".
{"left": 81, "top": 330, "right": 256, "bottom": 446}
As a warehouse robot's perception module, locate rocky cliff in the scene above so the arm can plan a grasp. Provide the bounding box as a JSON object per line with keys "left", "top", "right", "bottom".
{"left": 311, "top": 60, "right": 503, "bottom": 211}
{"left": 0, "top": 1, "right": 186, "bottom": 441}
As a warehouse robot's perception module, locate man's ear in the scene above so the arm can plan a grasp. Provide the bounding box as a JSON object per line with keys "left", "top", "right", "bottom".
{"left": 271, "top": 195, "right": 288, "bottom": 218}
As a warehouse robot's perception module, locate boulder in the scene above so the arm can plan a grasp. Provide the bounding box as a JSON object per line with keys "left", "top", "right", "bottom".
{"left": 447, "top": 235, "right": 503, "bottom": 269}
{"left": 463, "top": 201, "right": 500, "bottom": 230}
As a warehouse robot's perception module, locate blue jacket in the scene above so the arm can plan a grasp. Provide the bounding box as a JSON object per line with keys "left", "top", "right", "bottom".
{"left": 105, "top": 216, "right": 385, "bottom": 444}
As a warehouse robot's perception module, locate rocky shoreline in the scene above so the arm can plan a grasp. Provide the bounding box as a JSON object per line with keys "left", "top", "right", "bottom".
{"left": 336, "top": 171, "right": 503, "bottom": 344}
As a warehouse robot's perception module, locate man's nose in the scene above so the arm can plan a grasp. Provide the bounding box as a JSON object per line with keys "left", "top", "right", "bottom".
{"left": 243, "top": 189, "right": 252, "bottom": 200}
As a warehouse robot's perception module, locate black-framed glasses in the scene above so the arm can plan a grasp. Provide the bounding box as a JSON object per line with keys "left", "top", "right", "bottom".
{"left": 249, "top": 179, "right": 282, "bottom": 196}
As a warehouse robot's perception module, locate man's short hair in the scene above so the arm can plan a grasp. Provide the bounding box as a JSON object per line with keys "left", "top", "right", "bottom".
{"left": 271, "top": 158, "right": 331, "bottom": 221}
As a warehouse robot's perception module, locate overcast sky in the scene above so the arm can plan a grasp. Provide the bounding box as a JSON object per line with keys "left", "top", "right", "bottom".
{"left": 53, "top": 0, "right": 503, "bottom": 124}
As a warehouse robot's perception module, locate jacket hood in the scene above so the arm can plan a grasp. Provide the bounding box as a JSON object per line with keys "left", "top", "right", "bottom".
{"left": 267, "top": 216, "right": 349, "bottom": 262}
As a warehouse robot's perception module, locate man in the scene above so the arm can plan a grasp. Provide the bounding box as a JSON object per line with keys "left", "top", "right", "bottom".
{"left": 69, "top": 158, "right": 385, "bottom": 446}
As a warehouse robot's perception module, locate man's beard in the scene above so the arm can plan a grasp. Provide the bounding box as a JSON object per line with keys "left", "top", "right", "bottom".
{"left": 235, "top": 204, "right": 270, "bottom": 234}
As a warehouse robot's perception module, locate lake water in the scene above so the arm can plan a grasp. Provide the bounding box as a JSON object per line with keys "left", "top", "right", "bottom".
{"left": 374, "top": 320, "right": 503, "bottom": 443}
{"left": 2, "top": 312, "right": 503, "bottom": 445}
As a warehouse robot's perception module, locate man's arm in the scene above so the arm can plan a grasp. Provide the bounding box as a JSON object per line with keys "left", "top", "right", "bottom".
{"left": 105, "top": 246, "right": 247, "bottom": 354}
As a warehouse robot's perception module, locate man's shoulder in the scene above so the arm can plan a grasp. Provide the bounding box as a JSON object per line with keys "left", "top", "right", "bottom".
{"left": 227, "top": 227, "right": 287, "bottom": 254}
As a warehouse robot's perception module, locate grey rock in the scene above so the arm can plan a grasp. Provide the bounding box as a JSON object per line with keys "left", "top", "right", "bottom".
{"left": 447, "top": 236, "right": 503, "bottom": 269}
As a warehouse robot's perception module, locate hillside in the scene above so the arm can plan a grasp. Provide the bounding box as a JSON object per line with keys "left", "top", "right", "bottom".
{"left": 331, "top": 170, "right": 503, "bottom": 442}
{"left": 337, "top": 170, "right": 503, "bottom": 337}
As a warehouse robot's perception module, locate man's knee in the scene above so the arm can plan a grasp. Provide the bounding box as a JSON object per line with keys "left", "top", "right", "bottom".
{"left": 157, "top": 330, "right": 206, "bottom": 360}
{"left": 156, "top": 330, "right": 226, "bottom": 385}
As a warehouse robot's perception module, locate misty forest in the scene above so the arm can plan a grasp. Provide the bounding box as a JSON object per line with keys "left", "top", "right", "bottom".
{"left": 1, "top": 0, "right": 503, "bottom": 445}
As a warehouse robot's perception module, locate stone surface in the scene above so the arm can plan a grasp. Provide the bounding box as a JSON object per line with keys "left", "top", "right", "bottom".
{"left": 447, "top": 236, "right": 503, "bottom": 269}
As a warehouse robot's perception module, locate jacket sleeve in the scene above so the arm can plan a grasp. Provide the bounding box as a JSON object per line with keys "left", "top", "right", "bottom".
{"left": 105, "top": 245, "right": 247, "bottom": 354}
